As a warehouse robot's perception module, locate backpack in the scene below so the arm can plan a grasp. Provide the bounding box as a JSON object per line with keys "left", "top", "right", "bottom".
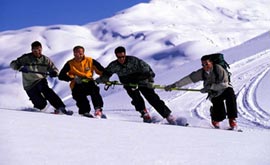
{"left": 201, "top": 53, "right": 231, "bottom": 82}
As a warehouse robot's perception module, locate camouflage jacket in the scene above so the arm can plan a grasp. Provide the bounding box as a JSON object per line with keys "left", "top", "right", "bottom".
{"left": 103, "top": 56, "right": 155, "bottom": 84}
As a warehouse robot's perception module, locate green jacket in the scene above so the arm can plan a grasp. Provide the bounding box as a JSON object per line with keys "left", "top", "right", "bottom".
{"left": 10, "top": 53, "right": 58, "bottom": 91}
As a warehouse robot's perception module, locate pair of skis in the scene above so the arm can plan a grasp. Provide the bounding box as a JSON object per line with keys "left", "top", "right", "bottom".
{"left": 150, "top": 116, "right": 243, "bottom": 132}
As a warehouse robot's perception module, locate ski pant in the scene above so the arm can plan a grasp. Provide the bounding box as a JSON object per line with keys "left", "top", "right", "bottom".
{"left": 210, "top": 87, "right": 238, "bottom": 122}
{"left": 72, "top": 80, "right": 103, "bottom": 114}
{"left": 124, "top": 85, "right": 171, "bottom": 118}
{"left": 26, "top": 78, "right": 65, "bottom": 110}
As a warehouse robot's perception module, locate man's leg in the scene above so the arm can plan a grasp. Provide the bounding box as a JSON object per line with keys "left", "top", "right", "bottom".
{"left": 139, "top": 87, "right": 171, "bottom": 118}
{"left": 39, "top": 79, "right": 65, "bottom": 109}
{"left": 124, "top": 86, "right": 146, "bottom": 112}
{"left": 210, "top": 96, "right": 227, "bottom": 122}
{"left": 86, "top": 81, "right": 104, "bottom": 110}
{"left": 72, "top": 84, "right": 91, "bottom": 114}
{"left": 224, "top": 88, "right": 238, "bottom": 119}
{"left": 26, "top": 85, "right": 47, "bottom": 110}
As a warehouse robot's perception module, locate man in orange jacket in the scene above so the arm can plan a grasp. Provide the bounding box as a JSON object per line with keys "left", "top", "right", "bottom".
{"left": 58, "top": 46, "right": 105, "bottom": 118}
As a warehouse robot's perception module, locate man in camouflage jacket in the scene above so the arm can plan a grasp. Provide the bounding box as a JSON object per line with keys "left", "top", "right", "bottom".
{"left": 96, "top": 46, "right": 177, "bottom": 124}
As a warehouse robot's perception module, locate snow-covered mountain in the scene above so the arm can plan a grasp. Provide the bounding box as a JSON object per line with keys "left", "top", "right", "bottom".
{"left": 1, "top": 0, "right": 270, "bottom": 164}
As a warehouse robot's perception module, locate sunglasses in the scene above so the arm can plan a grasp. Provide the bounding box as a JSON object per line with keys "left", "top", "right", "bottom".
{"left": 202, "top": 63, "right": 210, "bottom": 67}
{"left": 117, "top": 56, "right": 125, "bottom": 59}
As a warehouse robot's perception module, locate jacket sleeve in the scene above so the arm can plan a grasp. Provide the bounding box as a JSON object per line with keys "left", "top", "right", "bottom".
{"left": 47, "top": 58, "right": 59, "bottom": 73}
{"left": 122, "top": 58, "right": 155, "bottom": 83}
{"left": 93, "top": 59, "right": 105, "bottom": 76}
{"left": 10, "top": 54, "right": 27, "bottom": 70}
{"left": 172, "top": 76, "right": 193, "bottom": 88}
{"left": 10, "top": 60, "right": 21, "bottom": 70}
{"left": 58, "top": 62, "right": 73, "bottom": 82}
{"left": 138, "top": 59, "right": 155, "bottom": 78}
{"left": 96, "top": 62, "right": 115, "bottom": 83}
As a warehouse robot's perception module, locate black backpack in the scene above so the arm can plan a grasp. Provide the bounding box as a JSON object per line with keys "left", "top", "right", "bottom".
{"left": 201, "top": 53, "right": 231, "bottom": 82}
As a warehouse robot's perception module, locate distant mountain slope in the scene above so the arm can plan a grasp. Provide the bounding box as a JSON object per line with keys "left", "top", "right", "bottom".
{"left": 1, "top": 0, "right": 270, "bottom": 124}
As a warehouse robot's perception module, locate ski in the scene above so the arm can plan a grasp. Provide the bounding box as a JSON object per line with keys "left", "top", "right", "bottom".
{"left": 23, "top": 107, "right": 74, "bottom": 116}
{"left": 227, "top": 127, "right": 243, "bottom": 132}
{"left": 186, "top": 125, "right": 243, "bottom": 132}
{"left": 80, "top": 113, "right": 107, "bottom": 119}
{"left": 151, "top": 116, "right": 189, "bottom": 127}
{"left": 1, "top": 107, "right": 74, "bottom": 116}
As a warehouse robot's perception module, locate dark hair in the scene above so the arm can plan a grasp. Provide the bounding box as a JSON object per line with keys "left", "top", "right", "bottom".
{"left": 31, "top": 41, "right": 42, "bottom": 48}
{"left": 201, "top": 55, "right": 212, "bottom": 61}
{"left": 114, "top": 46, "right": 126, "bottom": 54}
{"left": 73, "top": 45, "right": 85, "bottom": 52}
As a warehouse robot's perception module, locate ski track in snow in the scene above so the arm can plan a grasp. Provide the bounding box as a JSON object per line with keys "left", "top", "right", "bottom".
{"left": 165, "top": 50, "right": 270, "bottom": 130}
{"left": 235, "top": 51, "right": 270, "bottom": 129}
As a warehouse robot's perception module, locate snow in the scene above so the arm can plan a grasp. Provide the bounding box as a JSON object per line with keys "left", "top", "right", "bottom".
{"left": 1, "top": 0, "right": 270, "bottom": 164}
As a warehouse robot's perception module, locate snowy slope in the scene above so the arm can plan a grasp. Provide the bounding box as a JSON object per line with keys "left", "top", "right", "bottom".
{"left": 1, "top": 109, "right": 270, "bottom": 165}
{"left": 1, "top": 0, "right": 270, "bottom": 164}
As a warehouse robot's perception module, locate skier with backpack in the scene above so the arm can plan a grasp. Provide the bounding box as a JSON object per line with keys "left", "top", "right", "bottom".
{"left": 164, "top": 53, "right": 238, "bottom": 129}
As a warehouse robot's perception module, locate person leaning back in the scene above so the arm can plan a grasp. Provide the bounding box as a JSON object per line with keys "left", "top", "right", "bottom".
{"left": 10, "top": 41, "right": 73, "bottom": 115}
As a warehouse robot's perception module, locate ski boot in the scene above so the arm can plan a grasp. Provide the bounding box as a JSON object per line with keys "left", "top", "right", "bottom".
{"left": 55, "top": 107, "right": 73, "bottom": 115}
{"left": 94, "top": 108, "right": 102, "bottom": 118}
{"left": 141, "top": 109, "right": 152, "bottom": 123}
{"left": 94, "top": 108, "right": 107, "bottom": 119}
{"left": 166, "top": 114, "right": 177, "bottom": 125}
{"left": 229, "top": 118, "right": 237, "bottom": 130}
{"left": 211, "top": 120, "right": 220, "bottom": 129}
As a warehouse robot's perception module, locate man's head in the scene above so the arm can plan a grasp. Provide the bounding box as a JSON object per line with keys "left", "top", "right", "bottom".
{"left": 114, "top": 46, "right": 126, "bottom": 64}
{"left": 201, "top": 56, "right": 213, "bottom": 72}
{"left": 73, "top": 46, "right": 85, "bottom": 62}
{"left": 31, "top": 41, "right": 42, "bottom": 58}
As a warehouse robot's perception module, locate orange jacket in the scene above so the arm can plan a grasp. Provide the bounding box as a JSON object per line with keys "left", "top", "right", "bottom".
{"left": 59, "top": 56, "right": 104, "bottom": 89}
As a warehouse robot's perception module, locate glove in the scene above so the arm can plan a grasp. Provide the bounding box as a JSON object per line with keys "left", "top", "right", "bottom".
{"left": 200, "top": 88, "right": 209, "bottom": 93}
{"left": 74, "top": 76, "right": 82, "bottom": 84}
{"left": 95, "top": 77, "right": 109, "bottom": 84}
{"left": 148, "top": 76, "right": 154, "bottom": 83}
{"left": 164, "top": 84, "right": 176, "bottom": 91}
{"left": 95, "top": 77, "right": 102, "bottom": 84}
{"left": 49, "top": 71, "right": 58, "bottom": 77}
{"left": 19, "top": 66, "right": 28, "bottom": 73}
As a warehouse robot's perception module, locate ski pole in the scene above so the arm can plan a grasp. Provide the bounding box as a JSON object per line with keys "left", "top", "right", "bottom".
{"left": 101, "top": 81, "right": 200, "bottom": 92}
{"left": 22, "top": 70, "right": 50, "bottom": 75}
{"left": 152, "top": 84, "right": 201, "bottom": 92}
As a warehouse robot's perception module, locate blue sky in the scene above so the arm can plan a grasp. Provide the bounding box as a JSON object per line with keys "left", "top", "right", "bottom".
{"left": 0, "top": 0, "right": 149, "bottom": 32}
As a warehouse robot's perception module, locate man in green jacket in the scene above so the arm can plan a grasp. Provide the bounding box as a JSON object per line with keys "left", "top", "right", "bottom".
{"left": 10, "top": 41, "right": 73, "bottom": 115}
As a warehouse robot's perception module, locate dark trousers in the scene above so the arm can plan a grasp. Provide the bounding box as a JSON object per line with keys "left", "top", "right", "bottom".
{"left": 124, "top": 86, "right": 171, "bottom": 118}
{"left": 72, "top": 81, "right": 103, "bottom": 114}
{"left": 26, "top": 79, "right": 65, "bottom": 110}
{"left": 210, "top": 87, "right": 238, "bottom": 121}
